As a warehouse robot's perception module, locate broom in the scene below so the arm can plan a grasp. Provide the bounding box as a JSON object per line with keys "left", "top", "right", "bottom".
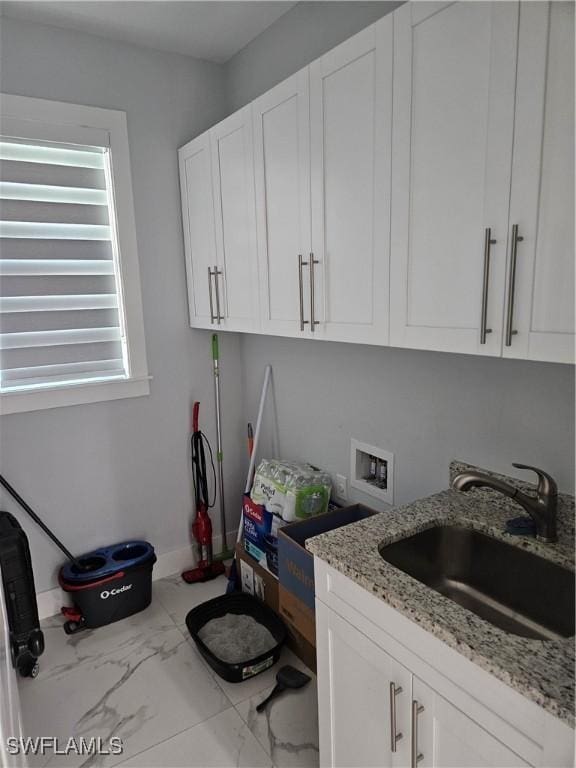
{"left": 226, "top": 364, "right": 272, "bottom": 593}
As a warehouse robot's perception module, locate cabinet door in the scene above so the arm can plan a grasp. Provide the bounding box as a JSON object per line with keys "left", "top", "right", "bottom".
{"left": 412, "top": 677, "right": 530, "bottom": 768}
{"left": 504, "top": 1, "right": 574, "bottom": 364}
{"left": 178, "top": 132, "right": 218, "bottom": 329}
{"left": 390, "top": 2, "right": 518, "bottom": 355}
{"left": 316, "top": 600, "right": 411, "bottom": 768}
{"left": 253, "top": 69, "right": 312, "bottom": 336}
{"left": 310, "top": 17, "right": 392, "bottom": 344}
{"left": 211, "top": 107, "right": 259, "bottom": 332}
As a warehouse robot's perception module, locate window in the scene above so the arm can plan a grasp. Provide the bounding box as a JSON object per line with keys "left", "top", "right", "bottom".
{"left": 0, "top": 94, "right": 149, "bottom": 414}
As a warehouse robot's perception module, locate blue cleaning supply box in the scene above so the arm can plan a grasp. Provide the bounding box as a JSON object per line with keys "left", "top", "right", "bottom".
{"left": 242, "top": 495, "right": 284, "bottom": 572}
{"left": 278, "top": 504, "right": 377, "bottom": 611}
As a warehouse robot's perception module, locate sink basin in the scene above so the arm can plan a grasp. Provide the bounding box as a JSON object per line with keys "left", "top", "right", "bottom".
{"left": 379, "top": 525, "right": 575, "bottom": 640}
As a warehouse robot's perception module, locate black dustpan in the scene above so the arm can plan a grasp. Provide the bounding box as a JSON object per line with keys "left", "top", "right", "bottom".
{"left": 256, "top": 665, "right": 311, "bottom": 712}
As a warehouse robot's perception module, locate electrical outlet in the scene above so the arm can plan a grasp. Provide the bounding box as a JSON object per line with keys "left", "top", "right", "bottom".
{"left": 335, "top": 474, "right": 348, "bottom": 500}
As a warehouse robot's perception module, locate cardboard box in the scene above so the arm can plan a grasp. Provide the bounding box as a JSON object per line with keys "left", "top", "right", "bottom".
{"left": 278, "top": 504, "right": 378, "bottom": 614}
{"left": 279, "top": 584, "right": 315, "bottom": 647}
{"left": 235, "top": 541, "right": 316, "bottom": 671}
{"left": 285, "top": 621, "right": 316, "bottom": 674}
{"left": 242, "top": 494, "right": 285, "bottom": 572}
{"left": 235, "top": 541, "right": 278, "bottom": 613}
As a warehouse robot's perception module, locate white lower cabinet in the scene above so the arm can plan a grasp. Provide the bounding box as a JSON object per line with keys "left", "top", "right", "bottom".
{"left": 315, "top": 560, "right": 574, "bottom": 768}
{"left": 412, "top": 678, "right": 529, "bottom": 768}
{"left": 317, "top": 602, "right": 411, "bottom": 768}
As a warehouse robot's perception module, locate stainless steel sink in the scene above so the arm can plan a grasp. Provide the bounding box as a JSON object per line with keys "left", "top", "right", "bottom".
{"left": 378, "top": 525, "right": 575, "bottom": 640}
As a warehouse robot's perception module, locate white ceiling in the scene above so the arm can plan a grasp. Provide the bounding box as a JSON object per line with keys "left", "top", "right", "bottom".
{"left": 0, "top": 1, "right": 298, "bottom": 63}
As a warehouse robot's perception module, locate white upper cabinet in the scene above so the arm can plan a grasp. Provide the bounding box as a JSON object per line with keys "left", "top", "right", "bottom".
{"left": 310, "top": 18, "right": 393, "bottom": 344}
{"left": 210, "top": 106, "right": 260, "bottom": 332}
{"left": 504, "top": 1, "right": 575, "bottom": 363}
{"left": 390, "top": 1, "right": 519, "bottom": 356}
{"left": 178, "top": 109, "right": 259, "bottom": 331}
{"left": 179, "top": 1, "right": 574, "bottom": 363}
{"left": 253, "top": 69, "right": 312, "bottom": 336}
{"left": 178, "top": 133, "right": 218, "bottom": 329}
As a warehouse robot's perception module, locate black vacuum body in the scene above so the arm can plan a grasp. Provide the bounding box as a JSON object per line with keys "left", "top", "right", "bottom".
{"left": 0, "top": 511, "right": 45, "bottom": 677}
{"left": 59, "top": 541, "right": 156, "bottom": 634}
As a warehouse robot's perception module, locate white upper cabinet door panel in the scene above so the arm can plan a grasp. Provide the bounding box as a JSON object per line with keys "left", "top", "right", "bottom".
{"left": 310, "top": 17, "right": 393, "bottom": 344}
{"left": 211, "top": 106, "right": 259, "bottom": 332}
{"left": 390, "top": 1, "right": 519, "bottom": 355}
{"left": 178, "top": 133, "right": 218, "bottom": 328}
{"left": 253, "top": 69, "right": 312, "bottom": 336}
{"left": 504, "top": 1, "right": 575, "bottom": 364}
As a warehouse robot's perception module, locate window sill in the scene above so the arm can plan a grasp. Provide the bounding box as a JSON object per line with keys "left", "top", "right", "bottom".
{"left": 0, "top": 376, "right": 151, "bottom": 416}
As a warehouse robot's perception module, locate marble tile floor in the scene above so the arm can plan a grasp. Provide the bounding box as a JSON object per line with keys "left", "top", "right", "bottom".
{"left": 17, "top": 575, "right": 319, "bottom": 768}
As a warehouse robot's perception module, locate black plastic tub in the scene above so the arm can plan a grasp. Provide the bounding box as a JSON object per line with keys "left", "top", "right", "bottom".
{"left": 186, "top": 593, "right": 286, "bottom": 683}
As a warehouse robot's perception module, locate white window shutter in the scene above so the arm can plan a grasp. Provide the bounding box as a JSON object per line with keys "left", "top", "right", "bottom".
{"left": 0, "top": 139, "right": 129, "bottom": 391}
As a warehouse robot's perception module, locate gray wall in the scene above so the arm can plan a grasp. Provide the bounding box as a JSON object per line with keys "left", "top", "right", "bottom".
{"left": 241, "top": 337, "right": 575, "bottom": 511}
{"left": 0, "top": 17, "right": 245, "bottom": 591}
{"left": 1, "top": 3, "right": 574, "bottom": 595}
{"left": 225, "top": 1, "right": 403, "bottom": 111}
{"left": 228, "top": 2, "right": 575, "bottom": 505}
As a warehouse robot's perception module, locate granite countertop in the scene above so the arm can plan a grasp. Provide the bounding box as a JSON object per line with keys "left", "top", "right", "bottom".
{"left": 306, "top": 460, "right": 575, "bottom": 727}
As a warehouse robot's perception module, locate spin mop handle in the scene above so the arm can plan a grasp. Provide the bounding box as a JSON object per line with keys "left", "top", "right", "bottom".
{"left": 212, "top": 333, "right": 228, "bottom": 553}
{"left": 0, "top": 474, "right": 83, "bottom": 570}
{"left": 192, "top": 401, "right": 200, "bottom": 434}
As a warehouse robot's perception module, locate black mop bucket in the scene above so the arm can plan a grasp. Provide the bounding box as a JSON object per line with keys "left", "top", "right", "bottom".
{"left": 59, "top": 541, "right": 156, "bottom": 634}
{"left": 0, "top": 475, "right": 157, "bottom": 637}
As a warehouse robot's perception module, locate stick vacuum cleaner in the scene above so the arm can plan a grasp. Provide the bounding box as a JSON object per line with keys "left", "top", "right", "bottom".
{"left": 182, "top": 402, "right": 225, "bottom": 584}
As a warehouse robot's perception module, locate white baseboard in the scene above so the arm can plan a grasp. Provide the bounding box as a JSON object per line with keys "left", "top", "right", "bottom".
{"left": 36, "top": 530, "right": 237, "bottom": 621}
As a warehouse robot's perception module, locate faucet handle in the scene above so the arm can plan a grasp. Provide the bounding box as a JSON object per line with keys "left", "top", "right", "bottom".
{"left": 512, "top": 463, "right": 558, "bottom": 500}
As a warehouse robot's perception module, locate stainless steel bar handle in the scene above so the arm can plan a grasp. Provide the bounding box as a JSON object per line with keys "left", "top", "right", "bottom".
{"left": 411, "top": 700, "right": 424, "bottom": 768}
{"left": 389, "top": 683, "right": 403, "bottom": 753}
{"left": 480, "top": 227, "right": 496, "bottom": 344}
{"left": 207, "top": 267, "right": 216, "bottom": 324}
{"left": 505, "top": 224, "right": 523, "bottom": 346}
{"left": 309, "top": 253, "right": 320, "bottom": 332}
{"left": 214, "top": 266, "right": 224, "bottom": 325}
{"left": 298, "top": 254, "right": 309, "bottom": 332}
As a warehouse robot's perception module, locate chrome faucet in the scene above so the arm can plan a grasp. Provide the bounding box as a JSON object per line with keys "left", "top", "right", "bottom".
{"left": 452, "top": 463, "right": 558, "bottom": 543}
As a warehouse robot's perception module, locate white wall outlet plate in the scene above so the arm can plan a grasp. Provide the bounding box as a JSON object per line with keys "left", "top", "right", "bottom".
{"left": 350, "top": 438, "right": 394, "bottom": 505}
{"left": 335, "top": 473, "right": 348, "bottom": 500}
